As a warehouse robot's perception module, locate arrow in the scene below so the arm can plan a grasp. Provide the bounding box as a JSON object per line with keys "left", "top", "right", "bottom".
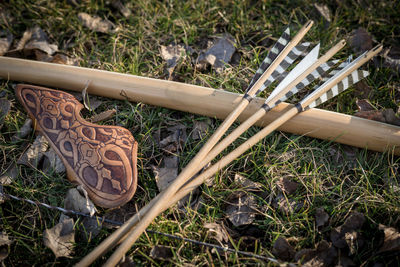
{"left": 101, "top": 45, "right": 381, "bottom": 267}
{"left": 76, "top": 20, "right": 315, "bottom": 267}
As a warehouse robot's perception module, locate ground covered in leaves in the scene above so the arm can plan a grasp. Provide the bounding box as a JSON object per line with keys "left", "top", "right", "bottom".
{"left": 0, "top": 0, "right": 400, "bottom": 266}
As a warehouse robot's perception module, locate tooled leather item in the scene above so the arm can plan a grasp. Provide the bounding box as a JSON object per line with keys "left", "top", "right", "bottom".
{"left": 15, "top": 84, "right": 138, "bottom": 208}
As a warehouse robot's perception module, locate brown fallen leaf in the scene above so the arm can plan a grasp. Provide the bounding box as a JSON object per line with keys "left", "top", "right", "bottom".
{"left": 274, "top": 194, "right": 302, "bottom": 214}
{"left": 153, "top": 155, "right": 179, "bottom": 192}
{"left": 272, "top": 236, "right": 295, "bottom": 261}
{"left": 225, "top": 191, "right": 257, "bottom": 227}
{"left": 345, "top": 231, "right": 364, "bottom": 255}
{"left": 159, "top": 124, "right": 187, "bottom": 153}
{"left": 43, "top": 216, "right": 75, "bottom": 258}
{"left": 196, "top": 34, "right": 236, "bottom": 73}
{"left": 17, "top": 134, "right": 49, "bottom": 168}
{"left": 0, "top": 164, "right": 18, "bottom": 185}
{"left": 11, "top": 118, "right": 32, "bottom": 142}
{"left": 50, "top": 53, "right": 80, "bottom": 66}
{"left": 356, "top": 99, "right": 375, "bottom": 112}
{"left": 149, "top": 245, "right": 173, "bottom": 261}
{"left": 354, "top": 80, "right": 373, "bottom": 99}
{"left": 111, "top": 0, "right": 132, "bottom": 18}
{"left": 191, "top": 120, "right": 211, "bottom": 140}
{"left": 276, "top": 177, "right": 299, "bottom": 195}
{"left": 314, "top": 3, "right": 332, "bottom": 22}
{"left": 234, "top": 173, "right": 263, "bottom": 192}
{"left": 78, "top": 12, "right": 116, "bottom": 34}
{"left": 378, "top": 224, "right": 400, "bottom": 253}
{"left": 204, "top": 222, "right": 230, "bottom": 244}
{"left": 0, "top": 231, "right": 13, "bottom": 261}
{"left": 64, "top": 186, "right": 96, "bottom": 216}
{"left": 331, "top": 212, "right": 365, "bottom": 249}
{"left": 160, "top": 44, "right": 190, "bottom": 79}
{"left": 43, "top": 148, "right": 66, "bottom": 174}
{"left": 295, "top": 240, "right": 337, "bottom": 266}
{"left": 349, "top": 28, "right": 373, "bottom": 54}
{"left": 0, "top": 30, "right": 13, "bottom": 56}
{"left": 315, "top": 207, "right": 329, "bottom": 229}
{"left": 0, "top": 98, "right": 11, "bottom": 129}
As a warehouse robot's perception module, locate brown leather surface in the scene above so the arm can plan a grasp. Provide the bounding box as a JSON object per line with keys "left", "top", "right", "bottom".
{"left": 15, "top": 84, "right": 138, "bottom": 208}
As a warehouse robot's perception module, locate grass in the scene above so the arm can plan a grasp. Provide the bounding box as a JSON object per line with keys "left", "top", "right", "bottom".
{"left": 1, "top": 0, "right": 400, "bottom": 265}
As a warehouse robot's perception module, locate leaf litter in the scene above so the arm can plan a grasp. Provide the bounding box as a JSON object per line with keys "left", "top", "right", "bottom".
{"left": 378, "top": 224, "right": 400, "bottom": 253}
{"left": 0, "top": 231, "right": 13, "bottom": 261}
{"left": 225, "top": 191, "right": 257, "bottom": 227}
{"left": 204, "top": 222, "right": 230, "bottom": 244}
{"left": 355, "top": 99, "right": 400, "bottom": 126}
{"left": 330, "top": 212, "right": 365, "bottom": 250}
{"left": 43, "top": 215, "right": 75, "bottom": 258}
{"left": 196, "top": 34, "right": 236, "bottom": 73}
{"left": 272, "top": 237, "right": 295, "bottom": 261}
{"left": 64, "top": 186, "right": 96, "bottom": 216}
{"left": 0, "top": 98, "right": 11, "bottom": 129}
{"left": 78, "top": 12, "right": 117, "bottom": 34}
{"left": 160, "top": 44, "right": 192, "bottom": 80}
{"left": 17, "top": 134, "right": 49, "bottom": 168}
{"left": 149, "top": 245, "right": 173, "bottom": 261}
{"left": 0, "top": 30, "right": 13, "bottom": 56}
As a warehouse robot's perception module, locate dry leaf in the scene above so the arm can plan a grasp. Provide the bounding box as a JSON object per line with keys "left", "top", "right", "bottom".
{"left": 349, "top": 28, "right": 373, "bottom": 54}
{"left": 382, "top": 109, "right": 400, "bottom": 126}
{"left": 295, "top": 240, "right": 337, "bottom": 266}
{"left": 149, "top": 245, "right": 173, "bottom": 260}
{"left": 160, "top": 44, "right": 190, "bottom": 79}
{"left": 0, "top": 30, "right": 13, "bottom": 56}
{"left": 0, "top": 98, "right": 11, "bottom": 129}
{"left": 356, "top": 99, "right": 375, "bottom": 112}
{"left": 153, "top": 155, "right": 179, "bottom": 192}
{"left": 225, "top": 191, "right": 257, "bottom": 227}
{"left": 50, "top": 53, "right": 79, "bottom": 66}
{"left": 197, "top": 34, "right": 236, "bottom": 73}
{"left": 274, "top": 194, "right": 302, "bottom": 214}
{"left": 89, "top": 109, "right": 116, "bottom": 123}
{"left": 272, "top": 237, "right": 295, "bottom": 261}
{"left": 191, "top": 120, "right": 210, "bottom": 140}
{"left": 0, "top": 164, "right": 18, "bottom": 185}
{"left": 64, "top": 186, "right": 96, "bottom": 216}
{"left": 204, "top": 222, "right": 230, "bottom": 244}
{"left": 315, "top": 207, "right": 329, "bottom": 229}
{"left": 314, "top": 3, "right": 332, "bottom": 22}
{"left": 78, "top": 12, "right": 116, "bottom": 33}
{"left": 0, "top": 231, "right": 13, "bottom": 261}
{"left": 11, "top": 118, "right": 32, "bottom": 142}
{"left": 17, "top": 134, "right": 49, "bottom": 168}
{"left": 43, "top": 148, "right": 66, "bottom": 174}
{"left": 331, "top": 212, "right": 365, "bottom": 249}
{"left": 354, "top": 80, "right": 373, "bottom": 99}
{"left": 378, "top": 224, "right": 400, "bottom": 253}
{"left": 345, "top": 231, "right": 364, "bottom": 255}
{"left": 43, "top": 216, "right": 75, "bottom": 258}
{"left": 234, "top": 173, "right": 263, "bottom": 192}
{"left": 276, "top": 177, "right": 299, "bottom": 195}
{"left": 111, "top": 0, "right": 132, "bottom": 18}
{"left": 159, "top": 124, "right": 187, "bottom": 153}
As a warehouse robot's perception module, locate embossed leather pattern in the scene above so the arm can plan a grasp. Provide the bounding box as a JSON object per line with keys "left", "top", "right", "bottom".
{"left": 15, "top": 84, "right": 138, "bottom": 208}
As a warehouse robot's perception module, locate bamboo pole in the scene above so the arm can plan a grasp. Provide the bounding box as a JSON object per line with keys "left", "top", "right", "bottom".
{"left": 75, "top": 21, "right": 313, "bottom": 267}
{"left": 104, "top": 45, "right": 384, "bottom": 266}
{"left": 0, "top": 57, "right": 399, "bottom": 155}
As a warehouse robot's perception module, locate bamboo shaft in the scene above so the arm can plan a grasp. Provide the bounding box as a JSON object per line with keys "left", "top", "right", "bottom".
{"left": 0, "top": 58, "right": 398, "bottom": 155}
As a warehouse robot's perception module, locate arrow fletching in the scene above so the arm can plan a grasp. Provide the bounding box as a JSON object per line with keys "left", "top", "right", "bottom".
{"left": 265, "top": 43, "right": 320, "bottom": 105}
{"left": 246, "top": 27, "right": 290, "bottom": 91}
{"left": 305, "top": 69, "right": 369, "bottom": 110}
{"left": 300, "top": 51, "right": 370, "bottom": 110}
{"left": 254, "top": 42, "right": 311, "bottom": 95}
{"left": 275, "top": 59, "right": 339, "bottom": 105}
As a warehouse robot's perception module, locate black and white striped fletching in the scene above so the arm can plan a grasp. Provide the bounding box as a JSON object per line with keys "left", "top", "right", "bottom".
{"left": 301, "top": 51, "right": 370, "bottom": 110}
{"left": 254, "top": 42, "right": 311, "bottom": 95}
{"left": 305, "top": 69, "right": 369, "bottom": 110}
{"left": 275, "top": 59, "right": 339, "bottom": 105}
{"left": 264, "top": 43, "right": 320, "bottom": 107}
{"left": 246, "top": 27, "right": 290, "bottom": 91}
